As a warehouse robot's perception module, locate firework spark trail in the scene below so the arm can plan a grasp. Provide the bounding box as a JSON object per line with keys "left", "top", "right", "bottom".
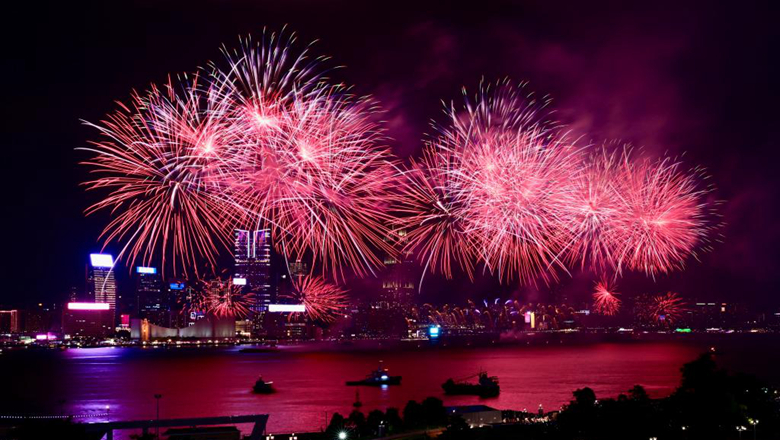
{"left": 592, "top": 276, "right": 621, "bottom": 315}
{"left": 392, "top": 148, "right": 477, "bottom": 281}
{"left": 560, "top": 146, "right": 622, "bottom": 272}
{"left": 283, "top": 274, "right": 348, "bottom": 322}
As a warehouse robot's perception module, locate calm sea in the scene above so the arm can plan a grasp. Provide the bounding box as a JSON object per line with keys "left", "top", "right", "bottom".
{"left": 2, "top": 333, "right": 778, "bottom": 438}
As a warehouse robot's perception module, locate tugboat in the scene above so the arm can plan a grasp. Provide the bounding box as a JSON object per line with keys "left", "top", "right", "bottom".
{"left": 253, "top": 376, "right": 275, "bottom": 394}
{"left": 442, "top": 371, "right": 500, "bottom": 397}
{"left": 346, "top": 362, "right": 402, "bottom": 386}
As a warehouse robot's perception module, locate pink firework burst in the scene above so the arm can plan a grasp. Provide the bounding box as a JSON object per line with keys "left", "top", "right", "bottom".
{"left": 405, "top": 80, "right": 579, "bottom": 284}
{"left": 561, "top": 146, "right": 623, "bottom": 271}
{"left": 223, "top": 85, "right": 397, "bottom": 279}
{"left": 283, "top": 275, "right": 348, "bottom": 323}
{"left": 592, "top": 277, "right": 621, "bottom": 316}
{"left": 611, "top": 153, "right": 713, "bottom": 278}
{"left": 79, "top": 76, "right": 238, "bottom": 276}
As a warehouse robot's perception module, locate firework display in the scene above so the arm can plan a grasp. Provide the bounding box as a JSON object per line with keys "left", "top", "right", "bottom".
{"left": 80, "top": 31, "right": 718, "bottom": 299}
{"left": 592, "top": 277, "right": 622, "bottom": 316}
{"left": 81, "top": 30, "right": 395, "bottom": 280}
{"left": 395, "top": 81, "right": 716, "bottom": 285}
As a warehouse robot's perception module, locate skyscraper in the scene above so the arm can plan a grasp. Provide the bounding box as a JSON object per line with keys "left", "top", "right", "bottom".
{"left": 87, "top": 253, "right": 117, "bottom": 325}
{"left": 135, "top": 266, "right": 169, "bottom": 327}
{"left": 379, "top": 230, "right": 416, "bottom": 307}
{"left": 234, "top": 229, "right": 272, "bottom": 312}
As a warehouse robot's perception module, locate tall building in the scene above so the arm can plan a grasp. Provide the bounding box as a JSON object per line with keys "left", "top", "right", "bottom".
{"left": 234, "top": 229, "right": 272, "bottom": 312}
{"left": 135, "top": 266, "right": 169, "bottom": 327}
{"left": 379, "top": 230, "right": 416, "bottom": 307}
{"left": 62, "top": 302, "right": 114, "bottom": 338}
{"left": 87, "top": 253, "right": 117, "bottom": 326}
{"left": 0, "top": 310, "right": 20, "bottom": 333}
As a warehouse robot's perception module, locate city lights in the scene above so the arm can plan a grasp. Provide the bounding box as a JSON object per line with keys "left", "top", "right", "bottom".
{"left": 67, "top": 302, "right": 110, "bottom": 310}
{"left": 89, "top": 253, "right": 114, "bottom": 268}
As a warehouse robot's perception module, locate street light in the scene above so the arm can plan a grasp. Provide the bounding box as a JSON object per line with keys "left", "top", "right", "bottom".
{"left": 749, "top": 419, "right": 759, "bottom": 440}
{"left": 106, "top": 405, "right": 110, "bottom": 423}
{"left": 737, "top": 425, "right": 747, "bottom": 440}
{"left": 338, "top": 431, "right": 348, "bottom": 440}
{"left": 154, "top": 394, "right": 162, "bottom": 439}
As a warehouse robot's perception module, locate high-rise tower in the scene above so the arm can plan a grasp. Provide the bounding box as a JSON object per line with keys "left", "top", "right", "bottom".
{"left": 87, "top": 253, "right": 117, "bottom": 326}
{"left": 234, "top": 229, "right": 272, "bottom": 312}
{"left": 135, "top": 266, "right": 169, "bottom": 327}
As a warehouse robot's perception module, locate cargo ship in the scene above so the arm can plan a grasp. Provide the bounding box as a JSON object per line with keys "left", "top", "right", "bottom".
{"left": 442, "top": 371, "right": 499, "bottom": 397}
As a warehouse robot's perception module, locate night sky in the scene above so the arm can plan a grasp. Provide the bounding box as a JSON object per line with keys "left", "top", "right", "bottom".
{"left": 2, "top": 0, "right": 778, "bottom": 309}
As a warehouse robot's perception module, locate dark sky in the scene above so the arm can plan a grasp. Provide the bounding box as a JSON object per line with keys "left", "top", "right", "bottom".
{"left": 2, "top": 0, "right": 778, "bottom": 309}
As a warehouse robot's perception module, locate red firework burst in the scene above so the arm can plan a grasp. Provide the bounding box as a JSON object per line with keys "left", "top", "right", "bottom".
{"left": 283, "top": 275, "right": 348, "bottom": 322}
{"left": 650, "top": 292, "right": 688, "bottom": 325}
{"left": 199, "top": 278, "right": 255, "bottom": 319}
{"left": 79, "top": 76, "right": 238, "bottom": 276}
{"left": 592, "top": 277, "right": 621, "bottom": 316}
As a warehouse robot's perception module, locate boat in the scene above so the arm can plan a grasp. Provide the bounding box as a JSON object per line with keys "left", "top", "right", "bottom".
{"left": 346, "top": 362, "right": 402, "bottom": 386}
{"left": 442, "top": 371, "right": 500, "bottom": 397}
{"left": 253, "top": 376, "right": 275, "bottom": 394}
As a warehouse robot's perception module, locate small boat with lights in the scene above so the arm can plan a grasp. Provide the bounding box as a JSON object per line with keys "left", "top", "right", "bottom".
{"left": 253, "top": 376, "right": 275, "bottom": 394}
{"left": 442, "top": 371, "right": 500, "bottom": 397}
{"left": 346, "top": 362, "right": 401, "bottom": 386}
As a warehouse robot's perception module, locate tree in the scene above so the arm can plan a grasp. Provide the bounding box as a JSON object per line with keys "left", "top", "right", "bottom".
{"left": 366, "top": 409, "right": 385, "bottom": 436}
{"left": 628, "top": 385, "right": 649, "bottom": 402}
{"left": 326, "top": 412, "right": 345, "bottom": 438}
{"left": 348, "top": 409, "right": 367, "bottom": 435}
{"left": 403, "top": 400, "right": 424, "bottom": 429}
{"left": 385, "top": 407, "right": 403, "bottom": 433}
{"left": 421, "top": 397, "right": 447, "bottom": 426}
{"left": 573, "top": 387, "right": 596, "bottom": 407}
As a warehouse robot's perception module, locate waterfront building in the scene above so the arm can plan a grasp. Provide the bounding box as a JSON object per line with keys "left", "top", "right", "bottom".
{"left": 0, "top": 309, "right": 20, "bottom": 333}
{"left": 130, "top": 315, "right": 235, "bottom": 340}
{"left": 87, "top": 253, "right": 117, "bottom": 326}
{"left": 62, "top": 302, "right": 114, "bottom": 338}
{"left": 135, "top": 266, "right": 169, "bottom": 327}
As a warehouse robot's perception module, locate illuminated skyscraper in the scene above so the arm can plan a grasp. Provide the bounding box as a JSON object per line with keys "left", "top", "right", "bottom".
{"left": 87, "top": 253, "right": 117, "bottom": 325}
{"left": 135, "top": 266, "right": 169, "bottom": 327}
{"left": 379, "top": 230, "right": 416, "bottom": 307}
{"left": 234, "top": 229, "right": 272, "bottom": 312}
